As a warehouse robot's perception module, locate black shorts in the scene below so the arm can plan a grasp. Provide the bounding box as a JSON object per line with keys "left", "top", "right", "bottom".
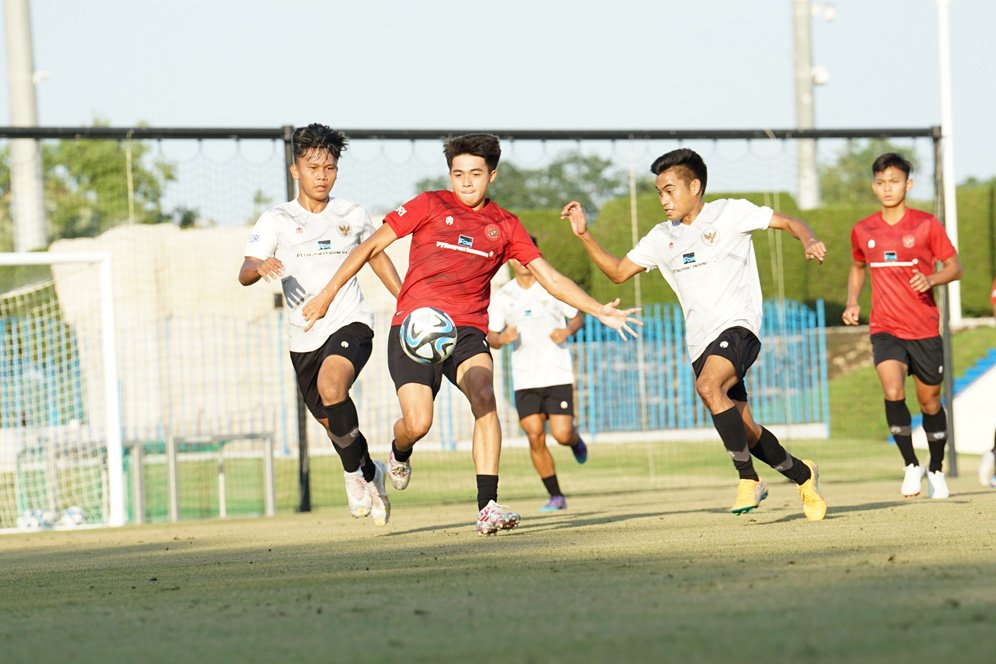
{"left": 871, "top": 333, "right": 944, "bottom": 386}
{"left": 387, "top": 325, "right": 491, "bottom": 396}
{"left": 514, "top": 383, "right": 575, "bottom": 420}
{"left": 289, "top": 322, "right": 374, "bottom": 420}
{"left": 690, "top": 326, "right": 761, "bottom": 403}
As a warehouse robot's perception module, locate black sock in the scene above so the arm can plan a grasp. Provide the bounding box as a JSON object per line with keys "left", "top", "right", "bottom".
{"left": 922, "top": 407, "right": 947, "bottom": 473}
{"left": 360, "top": 441, "right": 376, "bottom": 482}
{"left": 477, "top": 475, "right": 499, "bottom": 511}
{"left": 392, "top": 439, "right": 413, "bottom": 463}
{"left": 711, "top": 407, "right": 758, "bottom": 481}
{"left": 542, "top": 475, "right": 562, "bottom": 497}
{"left": 885, "top": 399, "right": 918, "bottom": 467}
{"left": 753, "top": 427, "right": 811, "bottom": 485}
{"left": 325, "top": 399, "right": 365, "bottom": 473}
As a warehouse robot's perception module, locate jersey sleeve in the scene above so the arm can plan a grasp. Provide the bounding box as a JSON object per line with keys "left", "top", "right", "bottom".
{"left": 560, "top": 301, "right": 579, "bottom": 320}
{"left": 357, "top": 206, "right": 376, "bottom": 243}
{"left": 626, "top": 226, "right": 664, "bottom": 271}
{"left": 507, "top": 219, "right": 542, "bottom": 265}
{"left": 926, "top": 216, "right": 957, "bottom": 262}
{"left": 487, "top": 289, "right": 508, "bottom": 332}
{"left": 850, "top": 225, "right": 866, "bottom": 262}
{"left": 727, "top": 199, "right": 773, "bottom": 234}
{"left": 383, "top": 192, "right": 432, "bottom": 238}
{"left": 245, "top": 211, "right": 278, "bottom": 259}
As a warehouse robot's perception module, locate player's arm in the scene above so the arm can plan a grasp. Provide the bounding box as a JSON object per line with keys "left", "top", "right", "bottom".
{"left": 842, "top": 260, "right": 866, "bottom": 326}
{"left": 368, "top": 251, "right": 403, "bottom": 298}
{"left": 910, "top": 252, "right": 962, "bottom": 294}
{"left": 238, "top": 256, "right": 283, "bottom": 286}
{"left": 560, "top": 201, "right": 644, "bottom": 284}
{"left": 301, "top": 224, "right": 399, "bottom": 331}
{"left": 487, "top": 325, "right": 519, "bottom": 349}
{"left": 550, "top": 312, "right": 584, "bottom": 344}
{"left": 525, "top": 256, "right": 641, "bottom": 340}
{"left": 768, "top": 212, "right": 826, "bottom": 263}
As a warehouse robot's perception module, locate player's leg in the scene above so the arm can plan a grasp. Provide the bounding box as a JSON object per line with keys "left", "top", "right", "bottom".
{"left": 450, "top": 332, "right": 519, "bottom": 534}
{"left": 520, "top": 409, "right": 565, "bottom": 512}
{"left": 872, "top": 333, "right": 923, "bottom": 497}
{"left": 739, "top": 401, "right": 825, "bottom": 521}
{"left": 981, "top": 429, "right": 996, "bottom": 488}
{"left": 909, "top": 336, "right": 948, "bottom": 499}
{"left": 545, "top": 384, "right": 587, "bottom": 464}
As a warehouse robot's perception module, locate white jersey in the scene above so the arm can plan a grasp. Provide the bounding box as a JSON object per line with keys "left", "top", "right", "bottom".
{"left": 488, "top": 279, "right": 578, "bottom": 391}
{"left": 245, "top": 198, "right": 375, "bottom": 353}
{"left": 626, "top": 198, "right": 773, "bottom": 362}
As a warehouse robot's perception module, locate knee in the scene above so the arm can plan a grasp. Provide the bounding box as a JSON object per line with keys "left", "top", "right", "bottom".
{"left": 468, "top": 384, "right": 497, "bottom": 417}
{"left": 695, "top": 377, "right": 724, "bottom": 408}
{"left": 318, "top": 379, "right": 349, "bottom": 405}
{"left": 402, "top": 412, "right": 433, "bottom": 442}
{"left": 526, "top": 431, "right": 547, "bottom": 450}
{"left": 549, "top": 426, "right": 574, "bottom": 446}
{"left": 882, "top": 386, "right": 905, "bottom": 402}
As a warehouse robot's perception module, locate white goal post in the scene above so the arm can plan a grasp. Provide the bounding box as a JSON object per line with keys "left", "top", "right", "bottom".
{"left": 0, "top": 252, "right": 125, "bottom": 528}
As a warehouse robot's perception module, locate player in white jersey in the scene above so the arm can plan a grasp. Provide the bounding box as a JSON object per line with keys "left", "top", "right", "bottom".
{"left": 561, "top": 148, "right": 828, "bottom": 521}
{"left": 488, "top": 237, "right": 588, "bottom": 512}
{"left": 238, "top": 124, "right": 402, "bottom": 526}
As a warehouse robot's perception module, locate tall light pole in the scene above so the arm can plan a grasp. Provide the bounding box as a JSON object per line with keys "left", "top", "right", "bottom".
{"left": 4, "top": 0, "right": 47, "bottom": 251}
{"left": 936, "top": 0, "right": 961, "bottom": 324}
{"left": 793, "top": 0, "right": 820, "bottom": 210}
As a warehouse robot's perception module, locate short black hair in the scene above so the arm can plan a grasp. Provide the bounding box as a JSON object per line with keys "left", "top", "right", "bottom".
{"left": 650, "top": 148, "right": 708, "bottom": 195}
{"left": 293, "top": 123, "right": 348, "bottom": 161}
{"left": 444, "top": 133, "right": 501, "bottom": 171}
{"left": 872, "top": 152, "right": 912, "bottom": 178}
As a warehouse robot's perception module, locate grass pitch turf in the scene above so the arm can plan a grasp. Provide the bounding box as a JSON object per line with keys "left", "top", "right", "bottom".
{"left": 2, "top": 461, "right": 994, "bottom": 663}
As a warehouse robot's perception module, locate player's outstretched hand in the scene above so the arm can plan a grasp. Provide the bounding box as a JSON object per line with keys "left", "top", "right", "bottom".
{"left": 256, "top": 257, "right": 284, "bottom": 282}
{"left": 301, "top": 291, "right": 334, "bottom": 332}
{"left": 909, "top": 269, "right": 934, "bottom": 293}
{"left": 597, "top": 298, "right": 642, "bottom": 340}
{"left": 804, "top": 238, "right": 826, "bottom": 264}
{"left": 841, "top": 304, "right": 860, "bottom": 326}
{"left": 560, "top": 201, "right": 589, "bottom": 237}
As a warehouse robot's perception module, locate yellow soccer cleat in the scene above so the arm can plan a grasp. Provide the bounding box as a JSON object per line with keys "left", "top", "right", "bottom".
{"left": 798, "top": 460, "right": 827, "bottom": 521}
{"left": 730, "top": 479, "right": 768, "bottom": 515}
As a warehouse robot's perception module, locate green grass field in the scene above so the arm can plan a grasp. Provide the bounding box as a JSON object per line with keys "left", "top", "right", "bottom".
{"left": 2, "top": 439, "right": 994, "bottom": 664}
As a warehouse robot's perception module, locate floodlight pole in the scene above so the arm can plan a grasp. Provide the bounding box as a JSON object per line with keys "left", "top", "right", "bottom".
{"left": 792, "top": 0, "right": 820, "bottom": 210}
{"left": 936, "top": 0, "right": 962, "bottom": 324}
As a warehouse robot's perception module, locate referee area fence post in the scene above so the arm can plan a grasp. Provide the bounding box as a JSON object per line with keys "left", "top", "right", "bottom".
{"left": 932, "top": 127, "right": 957, "bottom": 477}
{"left": 282, "top": 124, "right": 311, "bottom": 511}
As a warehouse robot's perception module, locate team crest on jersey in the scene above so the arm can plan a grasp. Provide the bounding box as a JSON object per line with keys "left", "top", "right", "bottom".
{"left": 702, "top": 229, "right": 718, "bottom": 245}
{"left": 445, "top": 216, "right": 454, "bottom": 225}
{"left": 902, "top": 234, "right": 915, "bottom": 248}
{"left": 338, "top": 223, "right": 351, "bottom": 236}
{"left": 318, "top": 240, "right": 331, "bottom": 250}
{"left": 485, "top": 224, "right": 500, "bottom": 240}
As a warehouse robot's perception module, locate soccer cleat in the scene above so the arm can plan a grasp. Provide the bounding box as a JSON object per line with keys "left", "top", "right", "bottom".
{"left": 978, "top": 450, "right": 996, "bottom": 488}
{"left": 797, "top": 460, "right": 827, "bottom": 521}
{"left": 571, "top": 438, "right": 588, "bottom": 464}
{"left": 476, "top": 500, "right": 521, "bottom": 535}
{"left": 901, "top": 463, "right": 925, "bottom": 498}
{"left": 538, "top": 495, "right": 567, "bottom": 513}
{"left": 926, "top": 470, "right": 949, "bottom": 500}
{"left": 343, "top": 469, "right": 371, "bottom": 518}
{"left": 387, "top": 450, "right": 412, "bottom": 491}
{"left": 730, "top": 479, "right": 768, "bottom": 515}
{"left": 367, "top": 461, "right": 391, "bottom": 526}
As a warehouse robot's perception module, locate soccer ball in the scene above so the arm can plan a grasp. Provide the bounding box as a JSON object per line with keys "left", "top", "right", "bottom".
{"left": 400, "top": 307, "right": 457, "bottom": 365}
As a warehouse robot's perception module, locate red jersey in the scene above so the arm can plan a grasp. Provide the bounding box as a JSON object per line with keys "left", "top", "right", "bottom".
{"left": 850, "top": 208, "right": 956, "bottom": 339}
{"left": 384, "top": 190, "right": 541, "bottom": 332}
{"left": 991, "top": 275, "right": 996, "bottom": 305}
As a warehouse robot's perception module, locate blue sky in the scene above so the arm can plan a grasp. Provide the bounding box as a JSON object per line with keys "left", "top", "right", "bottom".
{"left": 2, "top": 0, "right": 994, "bottom": 183}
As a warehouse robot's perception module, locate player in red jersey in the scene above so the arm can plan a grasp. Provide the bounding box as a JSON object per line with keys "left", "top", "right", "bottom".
{"left": 301, "top": 133, "right": 641, "bottom": 534}
{"left": 979, "top": 275, "right": 996, "bottom": 488}
{"left": 843, "top": 153, "right": 961, "bottom": 499}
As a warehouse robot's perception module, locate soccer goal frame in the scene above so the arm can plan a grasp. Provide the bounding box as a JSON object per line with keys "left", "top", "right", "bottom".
{"left": 0, "top": 251, "right": 125, "bottom": 527}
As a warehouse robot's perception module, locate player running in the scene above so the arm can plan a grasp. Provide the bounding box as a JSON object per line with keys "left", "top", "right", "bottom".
{"left": 300, "top": 133, "right": 640, "bottom": 534}
{"left": 488, "top": 237, "right": 589, "bottom": 513}
{"left": 562, "top": 147, "right": 828, "bottom": 521}
{"left": 843, "top": 153, "right": 962, "bottom": 499}
{"left": 239, "top": 123, "right": 402, "bottom": 526}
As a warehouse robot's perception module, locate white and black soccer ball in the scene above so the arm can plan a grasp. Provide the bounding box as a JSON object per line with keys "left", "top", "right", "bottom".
{"left": 400, "top": 307, "right": 457, "bottom": 365}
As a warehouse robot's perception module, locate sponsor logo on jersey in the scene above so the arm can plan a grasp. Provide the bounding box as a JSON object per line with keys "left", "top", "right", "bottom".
{"left": 902, "top": 234, "right": 915, "bottom": 248}
{"left": 702, "top": 229, "right": 718, "bottom": 245}
{"left": 318, "top": 240, "right": 331, "bottom": 250}
{"left": 395, "top": 205, "right": 407, "bottom": 217}
{"left": 445, "top": 216, "right": 454, "bottom": 225}
{"left": 458, "top": 235, "right": 474, "bottom": 248}
{"left": 485, "top": 224, "right": 500, "bottom": 240}
{"left": 884, "top": 251, "right": 897, "bottom": 261}
{"left": 682, "top": 252, "right": 696, "bottom": 265}
{"left": 295, "top": 227, "right": 303, "bottom": 234}
{"left": 720, "top": 340, "right": 729, "bottom": 348}
{"left": 868, "top": 239, "right": 876, "bottom": 249}
{"left": 338, "top": 223, "right": 351, "bottom": 236}
{"left": 668, "top": 240, "right": 675, "bottom": 249}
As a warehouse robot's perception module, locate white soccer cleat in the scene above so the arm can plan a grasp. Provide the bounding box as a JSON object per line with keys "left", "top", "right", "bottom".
{"left": 926, "top": 470, "right": 949, "bottom": 499}
{"left": 978, "top": 450, "right": 996, "bottom": 488}
{"left": 476, "top": 500, "right": 520, "bottom": 536}
{"left": 387, "top": 450, "right": 412, "bottom": 491}
{"left": 344, "top": 469, "right": 372, "bottom": 518}
{"left": 367, "top": 460, "right": 391, "bottom": 526}
{"left": 901, "top": 463, "right": 924, "bottom": 498}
